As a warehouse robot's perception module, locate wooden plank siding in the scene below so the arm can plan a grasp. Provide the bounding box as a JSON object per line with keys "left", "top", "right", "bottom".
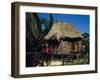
{"left": 71, "top": 41, "right": 82, "bottom": 53}
{"left": 53, "top": 40, "right": 82, "bottom": 55}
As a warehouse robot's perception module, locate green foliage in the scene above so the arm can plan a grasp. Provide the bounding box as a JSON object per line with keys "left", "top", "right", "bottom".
{"left": 26, "top": 13, "right": 39, "bottom": 37}
{"left": 26, "top": 13, "right": 54, "bottom": 52}
{"left": 34, "top": 14, "right": 42, "bottom": 34}
{"left": 26, "top": 13, "right": 41, "bottom": 52}
{"left": 43, "top": 14, "right": 53, "bottom": 35}
{"left": 82, "top": 33, "right": 89, "bottom": 38}
{"left": 82, "top": 33, "right": 89, "bottom": 55}
{"left": 47, "top": 14, "right": 53, "bottom": 33}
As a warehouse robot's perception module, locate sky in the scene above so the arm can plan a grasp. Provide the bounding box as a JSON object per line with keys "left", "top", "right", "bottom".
{"left": 38, "top": 13, "right": 90, "bottom": 34}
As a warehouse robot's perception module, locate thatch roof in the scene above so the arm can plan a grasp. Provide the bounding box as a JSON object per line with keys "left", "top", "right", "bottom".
{"left": 45, "top": 22, "right": 83, "bottom": 40}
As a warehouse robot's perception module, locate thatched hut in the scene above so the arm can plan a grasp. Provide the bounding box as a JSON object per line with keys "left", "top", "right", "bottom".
{"left": 45, "top": 22, "right": 83, "bottom": 55}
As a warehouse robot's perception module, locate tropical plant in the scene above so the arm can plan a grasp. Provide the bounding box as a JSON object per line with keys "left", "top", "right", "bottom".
{"left": 43, "top": 14, "right": 53, "bottom": 35}
{"left": 82, "top": 33, "right": 89, "bottom": 55}
{"left": 26, "top": 13, "right": 41, "bottom": 52}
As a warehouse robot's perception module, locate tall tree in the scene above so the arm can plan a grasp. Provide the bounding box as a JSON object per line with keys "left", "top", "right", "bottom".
{"left": 26, "top": 13, "right": 41, "bottom": 52}
{"left": 33, "top": 14, "right": 42, "bottom": 34}
{"left": 26, "top": 13, "right": 40, "bottom": 37}
{"left": 44, "top": 14, "right": 53, "bottom": 35}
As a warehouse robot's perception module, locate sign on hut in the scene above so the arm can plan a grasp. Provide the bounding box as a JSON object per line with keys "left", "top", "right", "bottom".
{"left": 45, "top": 22, "right": 83, "bottom": 55}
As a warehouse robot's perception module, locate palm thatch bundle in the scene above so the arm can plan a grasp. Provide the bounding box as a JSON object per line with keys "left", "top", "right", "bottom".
{"left": 45, "top": 22, "right": 83, "bottom": 40}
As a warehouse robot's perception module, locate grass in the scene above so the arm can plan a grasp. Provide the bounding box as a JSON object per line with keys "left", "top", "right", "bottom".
{"left": 48, "top": 54, "right": 89, "bottom": 66}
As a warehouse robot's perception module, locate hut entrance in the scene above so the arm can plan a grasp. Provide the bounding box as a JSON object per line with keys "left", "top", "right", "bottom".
{"left": 71, "top": 42, "right": 75, "bottom": 51}
{"left": 71, "top": 42, "right": 80, "bottom": 52}
{"left": 71, "top": 41, "right": 82, "bottom": 61}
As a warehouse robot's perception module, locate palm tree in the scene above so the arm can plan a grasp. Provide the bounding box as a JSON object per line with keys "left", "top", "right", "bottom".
{"left": 33, "top": 13, "right": 42, "bottom": 35}
{"left": 43, "top": 14, "right": 53, "bottom": 35}
{"left": 26, "top": 13, "right": 41, "bottom": 52}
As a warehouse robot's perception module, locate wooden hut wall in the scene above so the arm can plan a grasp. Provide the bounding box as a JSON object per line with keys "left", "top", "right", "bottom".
{"left": 76, "top": 41, "right": 82, "bottom": 52}
{"left": 56, "top": 40, "right": 71, "bottom": 54}
{"left": 52, "top": 40, "right": 82, "bottom": 54}
{"left": 78, "top": 41, "right": 82, "bottom": 52}
{"left": 71, "top": 41, "right": 82, "bottom": 53}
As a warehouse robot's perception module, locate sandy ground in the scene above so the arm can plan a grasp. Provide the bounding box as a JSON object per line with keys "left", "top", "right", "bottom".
{"left": 49, "top": 60, "right": 62, "bottom": 66}
{"left": 48, "top": 57, "right": 88, "bottom": 66}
